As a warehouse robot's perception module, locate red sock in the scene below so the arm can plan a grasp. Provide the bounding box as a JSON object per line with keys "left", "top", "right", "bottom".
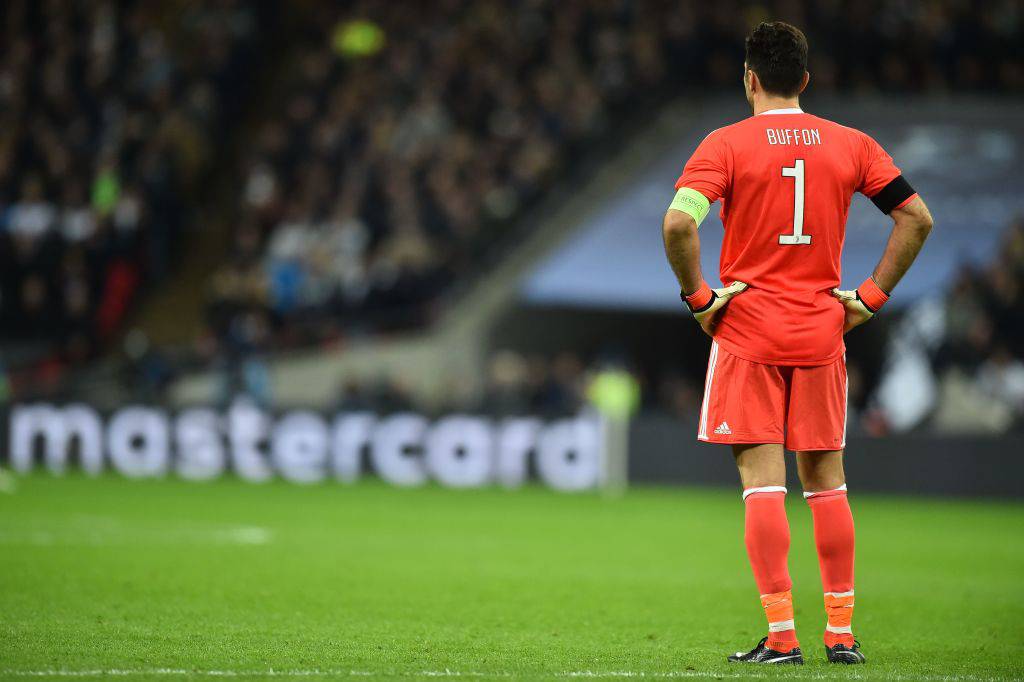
{"left": 743, "top": 487, "right": 798, "bottom": 651}
{"left": 806, "top": 486, "right": 856, "bottom": 647}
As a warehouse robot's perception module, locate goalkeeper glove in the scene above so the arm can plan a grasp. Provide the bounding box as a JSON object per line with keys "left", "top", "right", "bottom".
{"left": 682, "top": 280, "right": 748, "bottom": 337}
{"left": 831, "top": 277, "right": 890, "bottom": 333}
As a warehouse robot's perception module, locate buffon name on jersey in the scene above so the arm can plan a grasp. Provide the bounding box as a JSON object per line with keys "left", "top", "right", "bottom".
{"left": 765, "top": 128, "right": 822, "bottom": 145}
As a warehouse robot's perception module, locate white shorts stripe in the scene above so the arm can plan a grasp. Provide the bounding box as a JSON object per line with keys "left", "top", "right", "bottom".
{"left": 698, "top": 341, "right": 719, "bottom": 440}
{"left": 743, "top": 485, "right": 787, "bottom": 500}
{"left": 841, "top": 353, "right": 849, "bottom": 448}
{"left": 769, "top": 619, "right": 796, "bottom": 632}
{"left": 826, "top": 624, "right": 854, "bottom": 634}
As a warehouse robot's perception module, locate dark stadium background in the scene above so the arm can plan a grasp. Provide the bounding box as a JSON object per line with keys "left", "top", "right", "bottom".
{"left": 1, "top": 1, "right": 1023, "bottom": 679}
{"left": 2, "top": 0, "right": 1022, "bottom": 494}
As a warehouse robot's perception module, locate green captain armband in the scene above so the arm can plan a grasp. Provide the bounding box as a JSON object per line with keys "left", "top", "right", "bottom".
{"left": 669, "top": 187, "right": 711, "bottom": 226}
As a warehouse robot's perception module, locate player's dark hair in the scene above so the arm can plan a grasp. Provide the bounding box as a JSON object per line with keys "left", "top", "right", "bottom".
{"left": 744, "top": 21, "right": 808, "bottom": 97}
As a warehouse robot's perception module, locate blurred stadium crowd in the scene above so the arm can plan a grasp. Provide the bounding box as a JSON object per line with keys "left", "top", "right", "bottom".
{"left": 332, "top": 212, "right": 1024, "bottom": 436}
{"left": 871, "top": 218, "right": 1024, "bottom": 434}
{"left": 0, "top": 0, "right": 256, "bottom": 375}
{"left": 211, "top": 0, "right": 1023, "bottom": 348}
{"left": 204, "top": 215, "right": 1024, "bottom": 436}
{"left": 1, "top": 0, "right": 1022, "bottom": 434}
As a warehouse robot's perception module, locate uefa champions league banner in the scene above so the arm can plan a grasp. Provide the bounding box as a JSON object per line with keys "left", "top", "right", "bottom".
{"left": 2, "top": 401, "right": 604, "bottom": 491}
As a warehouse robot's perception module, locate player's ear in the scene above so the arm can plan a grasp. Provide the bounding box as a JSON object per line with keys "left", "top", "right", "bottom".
{"left": 745, "top": 68, "right": 759, "bottom": 93}
{"left": 797, "top": 71, "right": 810, "bottom": 95}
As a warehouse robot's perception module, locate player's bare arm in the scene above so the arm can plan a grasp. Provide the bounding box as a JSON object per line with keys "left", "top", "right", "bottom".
{"left": 663, "top": 201, "right": 747, "bottom": 337}
{"left": 662, "top": 209, "right": 704, "bottom": 294}
{"left": 832, "top": 196, "right": 934, "bottom": 333}
{"left": 871, "top": 197, "right": 934, "bottom": 292}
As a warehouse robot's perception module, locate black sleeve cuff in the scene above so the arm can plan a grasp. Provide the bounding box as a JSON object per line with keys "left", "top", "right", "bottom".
{"left": 870, "top": 175, "right": 916, "bottom": 214}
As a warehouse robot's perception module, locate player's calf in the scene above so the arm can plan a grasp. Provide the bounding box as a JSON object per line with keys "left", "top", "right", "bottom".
{"left": 803, "top": 483, "right": 861, "bottom": 659}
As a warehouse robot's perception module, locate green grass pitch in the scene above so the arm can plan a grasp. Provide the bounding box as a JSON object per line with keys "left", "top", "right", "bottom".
{"left": 1, "top": 473, "right": 1022, "bottom": 681}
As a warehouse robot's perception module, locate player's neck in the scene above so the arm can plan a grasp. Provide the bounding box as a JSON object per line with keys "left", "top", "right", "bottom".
{"left": 752, "top": 96, "right": 802, "bottom": 116}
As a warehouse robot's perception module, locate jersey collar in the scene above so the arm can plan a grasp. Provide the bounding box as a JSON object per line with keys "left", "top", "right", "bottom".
{"left": 756, "top": 107, "right": 804, "bottom": 115}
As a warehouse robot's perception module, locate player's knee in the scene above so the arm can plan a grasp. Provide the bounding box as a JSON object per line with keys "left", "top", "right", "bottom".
{"left": 801, "top": 475, "right": 846, "bottom": 494}
{"left": 800, "top": 475, "right": 846, "bottom": 493}
{"left": 797, "top": 450, "right": 845, "bottom": 492}
{"left": 741, "top": 474, "right": 787, "bottom": 490}
{"left": 733, "top": 445, "right": 786, "bottom": 479}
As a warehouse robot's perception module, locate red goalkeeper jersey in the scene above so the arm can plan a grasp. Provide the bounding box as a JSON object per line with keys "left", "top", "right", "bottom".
{"left": 675, "top": 108, "right": 916, "bottom": 366}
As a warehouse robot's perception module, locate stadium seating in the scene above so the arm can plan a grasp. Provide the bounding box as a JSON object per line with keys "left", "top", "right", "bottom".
{"left": 1, "top": 0, "right": 1021, "bottom": 433}
{"left": 214, "top": 0, "right": 1024, "bottom": 350}
{"left": 0, "top": 0, "right": 257, "bottom": 379}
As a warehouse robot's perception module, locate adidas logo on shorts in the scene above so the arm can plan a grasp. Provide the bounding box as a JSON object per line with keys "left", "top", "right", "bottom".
{"left": 714, "top": 421, "right": 732, "bottom": 435}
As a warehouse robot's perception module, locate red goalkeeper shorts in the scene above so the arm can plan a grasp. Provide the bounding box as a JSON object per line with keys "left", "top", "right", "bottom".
{"left": 697, "top": 341, "right": 848, "bottom": 451}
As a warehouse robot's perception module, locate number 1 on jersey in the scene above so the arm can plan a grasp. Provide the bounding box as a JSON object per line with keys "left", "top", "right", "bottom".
{"left": 779, "top": 159, "right": 812, "bottom": 245}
